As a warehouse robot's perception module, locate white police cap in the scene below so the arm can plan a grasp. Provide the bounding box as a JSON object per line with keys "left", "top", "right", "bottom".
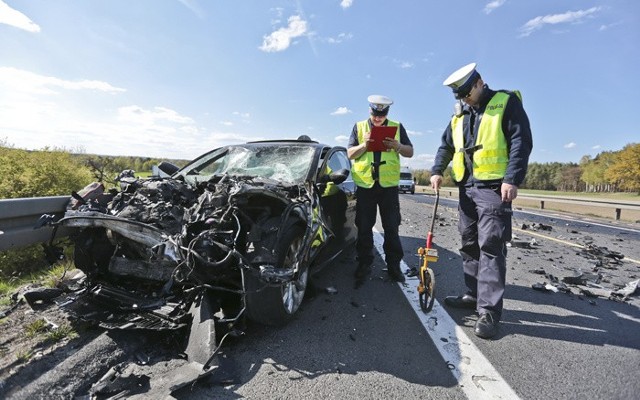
{"left": 367, "top": 94, "right": 393, "bottom": 115}
{"left": 443, "top": 63, "right": 482, "bottom": 100}
{"left": 443, "top": 63, "right": 477, "bottom": 88}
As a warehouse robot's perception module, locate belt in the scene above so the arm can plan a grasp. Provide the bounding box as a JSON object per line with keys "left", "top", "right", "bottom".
{"left": 465, "top": 181, "right": 501, "bottom": 189}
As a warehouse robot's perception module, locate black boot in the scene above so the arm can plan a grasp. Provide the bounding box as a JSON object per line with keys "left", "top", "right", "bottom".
{"left": 387, "top": 263, "right": 405, "bottom": 283}
{"left": 355, "top": 262, "right": 371, "bottom": 280}
{"left": 474, "top": 312, "right": 499, "bottom": 339}
{"left": 444, "top": 294, "right": 477, "bottom": 309}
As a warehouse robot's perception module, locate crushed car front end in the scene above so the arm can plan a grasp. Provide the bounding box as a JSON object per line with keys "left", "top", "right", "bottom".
{"left": 49, "top": 142, "right": 331, "bottom": 333}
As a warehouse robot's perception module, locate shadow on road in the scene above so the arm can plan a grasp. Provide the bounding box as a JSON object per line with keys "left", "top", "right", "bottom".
{"left": 175, "top": 246, "right": 463, "bottom": 399}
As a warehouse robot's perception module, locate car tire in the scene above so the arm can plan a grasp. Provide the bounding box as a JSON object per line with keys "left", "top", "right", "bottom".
{"left": 245, "top": 225, "right": 308, "bottom": 326}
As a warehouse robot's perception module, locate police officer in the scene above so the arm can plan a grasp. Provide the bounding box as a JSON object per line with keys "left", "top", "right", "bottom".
{"left": 348, "top": 95, "right": 414, "bottom": 284}
{"left": 430, "top": 63, "right": 533, "bottom": 339}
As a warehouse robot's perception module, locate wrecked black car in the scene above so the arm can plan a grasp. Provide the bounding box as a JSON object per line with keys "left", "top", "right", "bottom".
{"left": 45, "top": 138, "right": 356, "bottom": 348}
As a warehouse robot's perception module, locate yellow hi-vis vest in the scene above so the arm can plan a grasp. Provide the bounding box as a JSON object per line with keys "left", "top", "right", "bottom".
{"left": 451, "top": 91, "right": 521, "bottom": 182}
{"left": 352, "top": 120, "right": 401, "bottom": 188}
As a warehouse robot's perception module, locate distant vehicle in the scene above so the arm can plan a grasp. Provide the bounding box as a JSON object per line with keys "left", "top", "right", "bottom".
{"left": 399, "top": 166, "right": 415, "bottom": 194}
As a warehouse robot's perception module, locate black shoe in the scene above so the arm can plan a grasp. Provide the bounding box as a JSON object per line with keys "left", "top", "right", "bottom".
{"left": 387, "top": 263, "right": 405, "bottom": 283}
{"left": 355, "top": 262, "right": 371, "bottom": 280}
{"left": 474, "top": 312, "right": 499, "bottom": 339}
{"left": 444, "top": 294, "right": 477, "bottom": 309}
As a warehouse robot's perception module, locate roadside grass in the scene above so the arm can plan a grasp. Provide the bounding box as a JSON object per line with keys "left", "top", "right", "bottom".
{"left": 26, "top": 318, "right": 49, "bottom": 338}
{"left": 0, "top": 260, "right": 76, "bottom": 305}
{"left": 16, "top": 349, "right": 34, "bottom": 364}
{"left": 45, "top": 323, "right": 78, "bottom": 342}
{"left": 41, "top": 262, "right": 76, "bottom": 288}
{"left": 0, "top": 281, "right": 17, "bottom": 305}
{"left": 26, "top": 319, "right": 78, "bottom": 342}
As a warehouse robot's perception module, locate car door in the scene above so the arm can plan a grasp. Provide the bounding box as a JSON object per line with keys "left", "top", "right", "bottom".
{"left": 313, "top": 148, "right": 357, "bottom": 267}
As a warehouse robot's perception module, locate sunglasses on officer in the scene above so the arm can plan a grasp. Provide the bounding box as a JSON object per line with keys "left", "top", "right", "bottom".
{"left": 454, "top": 78, "right": 479, "bottom": 100}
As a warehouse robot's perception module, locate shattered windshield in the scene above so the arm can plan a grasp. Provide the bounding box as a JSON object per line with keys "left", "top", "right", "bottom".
{"left": 178, "top": 144, "right": 316, "bottom": 185}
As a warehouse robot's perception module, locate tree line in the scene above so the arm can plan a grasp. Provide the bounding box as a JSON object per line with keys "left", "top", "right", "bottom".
{"left": 0, "top": 140, "right": 188, "bottom": 199}
{"left": 412, "top": 143, "right": 640, "bottom": 195}
{"left": 1, "top": 140, "right": 639, "bottom": 200}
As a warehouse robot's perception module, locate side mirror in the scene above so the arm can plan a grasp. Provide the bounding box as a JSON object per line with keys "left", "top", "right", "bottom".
{"left": 328, "top": 168, "right": 349, "bottom": 185}
{"left": 319, "top": 168, "right": 349, "bottom": 184}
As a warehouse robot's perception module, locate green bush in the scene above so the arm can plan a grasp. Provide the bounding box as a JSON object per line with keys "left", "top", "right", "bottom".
{"left": 0, "top": 145, "right": 93, "bottom": 199}
{"left": 0, "top": 244, "right": 50, "bottom": 283}
{"left": 1, "top": 143, "right": 93, "bottom": 284}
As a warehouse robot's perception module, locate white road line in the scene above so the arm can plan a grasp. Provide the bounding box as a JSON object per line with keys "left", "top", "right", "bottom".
{"left": 373, "top": 229, "right": 521, "bottom": 400}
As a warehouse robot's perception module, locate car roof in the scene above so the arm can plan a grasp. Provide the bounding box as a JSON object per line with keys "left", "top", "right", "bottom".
{"left": 246, "top": 138, "right": 319, "bottom": 146}
{"left": 242, "top": 139, "right": 345, "bottom": 154}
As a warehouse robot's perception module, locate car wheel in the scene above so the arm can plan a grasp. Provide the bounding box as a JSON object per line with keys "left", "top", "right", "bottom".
{"left": 245, "top": 225, "right": 308, "bottom": 326}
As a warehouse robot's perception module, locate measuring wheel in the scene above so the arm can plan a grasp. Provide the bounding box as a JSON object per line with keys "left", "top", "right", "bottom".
{"left": 416, "top": 190, "right": 440, "bottom": 313}
{"left": 419, "top": 267, "right": 435, "bottom": 313}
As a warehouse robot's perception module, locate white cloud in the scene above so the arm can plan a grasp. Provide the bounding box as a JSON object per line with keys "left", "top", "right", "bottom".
{"left": 406, "top": 129, "right": 423, "bottom": 137}
{"left": 0, "top": 0, "right": 40, "bottom": 32}
{"left": 334, "top": 135, "right": 349, "bottom": 144}
{"left": 484, "top": 0, "right": 506, "bottom": 15}
{"left": 340, "top": 0, "right": 354, "bottom": 9}
{"left": 519, "top": 7, "right": 602, "bottom": 37}
{"left": 599, "top": 21, "right": 623, "bottom": 31}
{"left": 233, "top": 111, "right": 251, "bottom": 119}
{"left": 0, "top": 67, "right": 125, "bottom": 95}
{"left": 325, "top": 32, "right": 353, "bottom": 44}
{"left": 117, "top": 105, "right": 194, "bottom": 125}
{"left": 0, "top": 67, "right": 248, "bottom": 159}
{"left": 396, "top": 60, "right": 414, "bottom": 69}
{"left": 592, "top": 145, "right": 601, "bottom": 149}
{"left": 331, "top": 107, "right": 351, "bottom": 115}
{"left": 259, "top": 15, "right": 308, "bottom": 53}
{"left": 564, "top": 142, "right": 577, "bottom": 149}
{"left": 220, "top": 121, "right": 233, "bottom": 126}
{"left": 176, "top": 0, "right": 205, "bottom": 19}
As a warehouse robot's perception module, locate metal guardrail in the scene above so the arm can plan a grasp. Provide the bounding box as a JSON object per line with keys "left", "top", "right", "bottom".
{"left": 0, "top": 196, "right": 70, "bottom": 251}
{"left": 416, "top": 186, "right": 640, "bottom": 222}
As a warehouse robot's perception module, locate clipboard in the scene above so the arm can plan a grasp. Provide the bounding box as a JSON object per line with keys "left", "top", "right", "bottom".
{"left": 368, "top": 126, "right": 397, "bottom": 152}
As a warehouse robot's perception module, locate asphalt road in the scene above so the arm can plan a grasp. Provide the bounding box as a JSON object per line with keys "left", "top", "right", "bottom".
{"left": 6, "top": 193, "right": 639, "bottom": 399}
{"left": 177, "top": 192, "right": 640, "bottom": 399}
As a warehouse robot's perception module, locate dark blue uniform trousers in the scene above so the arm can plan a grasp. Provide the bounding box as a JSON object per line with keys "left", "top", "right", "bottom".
{"left": 458, "top": 186, "right": 512, "bottom": 320}
{"left": 355, "top": 183, "right": 403, "bottom": 267}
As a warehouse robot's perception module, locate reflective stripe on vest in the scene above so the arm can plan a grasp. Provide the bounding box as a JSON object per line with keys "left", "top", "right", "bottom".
{"left": 352, "top": 120, "right": 401, "bottom": 188}
{"left": 450, "top": 91, "right": 515, "bottom": 182}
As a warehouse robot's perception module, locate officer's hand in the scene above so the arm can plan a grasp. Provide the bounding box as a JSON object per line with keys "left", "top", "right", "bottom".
{"left": 362, "top": 132, "right": 372, "bottom": 147}
{"left": 501, "top": 183, "right": 518, "bottom": 202}
{"left": 383, "top": 137, "right": 399, "bottom": 151}
{"left": 430, "top": 175, "right": 442, "bottom": 191}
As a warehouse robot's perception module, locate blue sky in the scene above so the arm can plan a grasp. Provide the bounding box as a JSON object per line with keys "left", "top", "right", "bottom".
{"left": 1, "top": 0, "right": 638, "bottom": 169}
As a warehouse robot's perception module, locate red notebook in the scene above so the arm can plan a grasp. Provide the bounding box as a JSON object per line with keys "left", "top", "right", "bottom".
{"left": 368, "top": 126, "right": 397, "bottom": 152}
